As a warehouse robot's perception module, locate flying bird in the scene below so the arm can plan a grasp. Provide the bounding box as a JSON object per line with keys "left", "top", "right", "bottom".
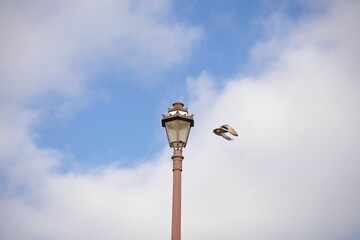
{"left": 213, "top": 124, "right": 238, "bottom": 141}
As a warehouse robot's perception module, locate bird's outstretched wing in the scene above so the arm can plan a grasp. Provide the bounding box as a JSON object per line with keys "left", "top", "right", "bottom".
{"left": 222, "top": 124, "right": 238, "bottom": 136}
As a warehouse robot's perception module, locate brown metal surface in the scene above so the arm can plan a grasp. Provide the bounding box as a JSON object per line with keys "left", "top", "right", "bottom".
{"left": 171, "top": 149, "right": 183, "bottom": 240}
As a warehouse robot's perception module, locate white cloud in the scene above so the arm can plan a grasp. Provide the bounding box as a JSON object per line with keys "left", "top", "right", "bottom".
{"left": 1, "top": 0, "right": 359, "bottom": 239}
{"left": 183, "top": 1, "right": 360, "bottom": 238}
{"left": 0, "top": 0, "right": 201, "bottom": 106}
{"left": 0, "top": 1, "right": 200, "bottom": 238}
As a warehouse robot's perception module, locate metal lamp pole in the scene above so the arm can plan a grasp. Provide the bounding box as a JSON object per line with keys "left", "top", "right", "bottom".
{"left": 171, "top": 149, "right": 183, "bottom": 240}
{"left": 162, "top": 102, "right": 194, "bottom": 240}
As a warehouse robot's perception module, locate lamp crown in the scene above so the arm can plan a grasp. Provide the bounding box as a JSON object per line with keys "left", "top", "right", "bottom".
{"left": 168, "top": 101, "right": 188, "bottom": 115}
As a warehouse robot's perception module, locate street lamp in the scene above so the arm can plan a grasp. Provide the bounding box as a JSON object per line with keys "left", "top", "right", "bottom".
{"left": 162, "top": 102, "right": 194, "bottom": 240}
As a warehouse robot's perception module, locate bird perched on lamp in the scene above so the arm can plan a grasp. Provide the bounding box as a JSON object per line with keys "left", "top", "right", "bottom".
{"left": 213, "top": 124, "right": 238, "bottom": 141}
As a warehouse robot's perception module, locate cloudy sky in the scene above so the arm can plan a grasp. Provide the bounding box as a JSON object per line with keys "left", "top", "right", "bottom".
{"left": 1, "top": 0, "right": 359, "bottom": 239}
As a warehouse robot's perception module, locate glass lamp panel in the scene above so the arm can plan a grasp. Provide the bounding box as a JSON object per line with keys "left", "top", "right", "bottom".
{"left": 178, "top": 119, "right": 191, "bottom": 145}
{"left": 165, "top": 120, "right": 178, "bottom": 146}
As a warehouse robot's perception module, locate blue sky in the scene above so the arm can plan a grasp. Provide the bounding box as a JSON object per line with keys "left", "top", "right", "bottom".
{"left": 35, "top": 0, "right": 307, "bottom": 167}
{"left": 1, "top": 0, "right": 360, "bottom": 239}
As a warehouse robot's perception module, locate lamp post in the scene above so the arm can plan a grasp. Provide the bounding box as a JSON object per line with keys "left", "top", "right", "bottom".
{"left": 162, "top": 102, "right": 194, "bottom": 240}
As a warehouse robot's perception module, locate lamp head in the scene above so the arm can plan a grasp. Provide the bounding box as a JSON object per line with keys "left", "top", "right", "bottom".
{"left": 162, "top": 102, "right": 194, "bottom": 150}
